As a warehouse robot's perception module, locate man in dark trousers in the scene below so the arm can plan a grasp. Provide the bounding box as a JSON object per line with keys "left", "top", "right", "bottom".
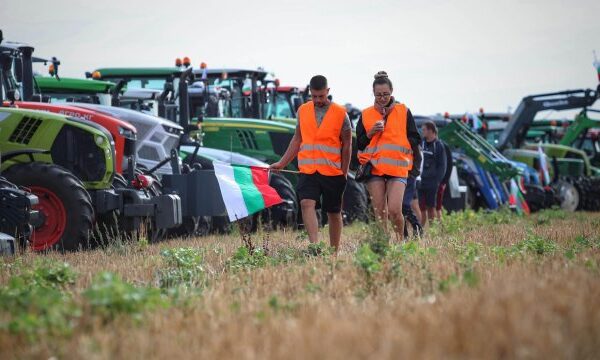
{"left": 270, "top": 75, "right": 352, "bottom": 252}
{"left": 436, "top": 140, "right": 454, "bottom": 218}
{"left": 418, "top": 121, "right": 446, "bottom": 226}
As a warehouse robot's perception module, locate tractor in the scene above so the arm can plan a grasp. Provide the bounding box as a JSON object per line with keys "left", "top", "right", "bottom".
{"left": 0, "top": 37, "right": 183, "bottom": 250}
{"left": 497, "top": 88, "right": 600, "bottom": 211}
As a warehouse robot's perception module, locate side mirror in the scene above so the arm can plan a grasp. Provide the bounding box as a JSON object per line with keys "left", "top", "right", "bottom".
{"left": 6, "top": 89, "right": 20, "bottom": 102}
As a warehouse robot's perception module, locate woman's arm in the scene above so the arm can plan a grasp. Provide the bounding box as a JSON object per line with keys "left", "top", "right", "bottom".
{"left": 356, "top": 115, "right": 371, "bottom": 151}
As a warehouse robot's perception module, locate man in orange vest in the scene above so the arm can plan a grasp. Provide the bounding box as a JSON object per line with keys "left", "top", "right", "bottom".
{"left": 270, "top": 75, "right": 352, "bottom": 252}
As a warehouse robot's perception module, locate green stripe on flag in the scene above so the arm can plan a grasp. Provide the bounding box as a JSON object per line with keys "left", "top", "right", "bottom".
{"left": 233, "top": 166, "right": 266, "bottom": 215}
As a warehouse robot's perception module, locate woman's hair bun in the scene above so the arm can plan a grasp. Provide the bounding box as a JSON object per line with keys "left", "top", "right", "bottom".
{"left": 374, "top": 71, "right": 388, "bottom": 80}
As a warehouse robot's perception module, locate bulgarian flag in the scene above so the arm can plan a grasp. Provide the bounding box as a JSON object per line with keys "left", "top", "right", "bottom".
{"left": 214, "top": 162, "right": 283, "bottom": 222}
{"left": 509, "top": 177, "right": 531, "bottom": 215}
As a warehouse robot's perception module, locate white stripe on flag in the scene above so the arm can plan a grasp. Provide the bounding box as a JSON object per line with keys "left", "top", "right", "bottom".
{"left": 214, "top": 162, "right": 249, "bottom": 222}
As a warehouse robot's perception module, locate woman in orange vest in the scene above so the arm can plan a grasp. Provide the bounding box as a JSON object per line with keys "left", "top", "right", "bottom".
{"left": 356, "top": 71, "right": 422, "bottom": 239}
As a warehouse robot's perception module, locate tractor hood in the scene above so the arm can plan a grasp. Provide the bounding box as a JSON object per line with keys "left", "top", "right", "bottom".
{"left": 72, "top": 103, "right": 183, "bottom": 138}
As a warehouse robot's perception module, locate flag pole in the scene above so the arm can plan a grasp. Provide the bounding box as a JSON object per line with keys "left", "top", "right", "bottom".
{"left": 230, "top": 163, "right": 300, "bottom": 174}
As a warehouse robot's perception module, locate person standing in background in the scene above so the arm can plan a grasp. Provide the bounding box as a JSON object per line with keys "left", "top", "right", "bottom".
{"left": 403, "top": 144, "right": 423, "bottom": 238}
{"left": 418, "top": 121, "right": 447, "bottom": 226}
{"left": 436, "top": 140, "right": 453, "bottom": 218}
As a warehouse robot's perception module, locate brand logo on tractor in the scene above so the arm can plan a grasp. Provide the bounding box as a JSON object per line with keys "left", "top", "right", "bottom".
{"left": 542, "top": 100, "right": 569, "bottom": 108}
{"left": 59, "top": 110, "right": 93, "bottom": 121}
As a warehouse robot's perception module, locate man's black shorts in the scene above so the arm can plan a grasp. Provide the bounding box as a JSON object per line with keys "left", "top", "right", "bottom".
{"left": 297, "top": 173, "right": 347, "bottom": 213}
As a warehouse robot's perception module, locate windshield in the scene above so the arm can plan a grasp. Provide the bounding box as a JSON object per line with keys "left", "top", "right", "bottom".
{"left": 190, "top": 77, "right": 260, "bottom": 120}
{"left": 122, "top": 78, "right": 167, "bottom": 91}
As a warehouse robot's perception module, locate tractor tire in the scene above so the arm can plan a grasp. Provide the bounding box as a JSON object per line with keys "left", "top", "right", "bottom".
{"left": 466, "top": 185, "right": 481, "bottom": 210}
{"left": 554, "top": 178, "right": 581, "bottom": 212}
{"left": 343, "top": 177, "right": 369, "bottom": 224}
{"left": 262, "top": 173, "right": 298, "bottom": 229}
{"left": 522, "top": 184, "right": 549, "bottom": 213}
{"left": 4, "top": 163, "right": 94, "bottom": 252}
{"left": 212, "top": 216, "right": 233, "bottom": 234}
{"left": 577, "top": 177, "right": 600, "bottom": 211}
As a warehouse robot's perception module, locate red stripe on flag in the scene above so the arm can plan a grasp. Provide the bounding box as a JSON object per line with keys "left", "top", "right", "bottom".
{"left": 250, "top": 167, "right": 283, "bottom": 207}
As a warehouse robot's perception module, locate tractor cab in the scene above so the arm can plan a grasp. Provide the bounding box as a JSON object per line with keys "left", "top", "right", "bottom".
{"left": 189, "top": 67, "right": 270, "bottom": 121}
{"left": 260, "top": 84, "right": 304, "bottom": 123}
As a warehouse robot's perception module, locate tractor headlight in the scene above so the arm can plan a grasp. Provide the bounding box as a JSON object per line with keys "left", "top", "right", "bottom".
{"left": 118, "top": 126, "right": 136, "bottom": 140}
{"left": 95, "top": 135, "right": 105, "bottom": 146}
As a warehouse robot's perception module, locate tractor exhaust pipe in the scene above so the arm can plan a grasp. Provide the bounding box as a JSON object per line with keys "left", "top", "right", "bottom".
{"left": 178, "top": 67, "right": 194, "bottom": 129}
{"left": 19, "top": 45, "right": 35, "bottom": 101}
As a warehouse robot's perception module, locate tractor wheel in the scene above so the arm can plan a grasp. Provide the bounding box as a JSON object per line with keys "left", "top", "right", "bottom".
{"left": 522, "top": 184, "right": 548, "bottom": 213}
{"left": 343, "top": 177, "right": 369, "bottom": 224}
{"left": 196, "top": 216, "right": 212, "bottom": 236}
{"left": 466, "top": 186, "right": 480, "bottom": 210}
{"left": 262, "top": 173, "right": 298, "bottom": 229}
{"left": 4, "top": 163, "right": 94, "bottom": 252}
{"left": 577, "top": 177, "right": 600, "bottom": 211}
{"left": 212, "top": 216, "right": 233, "bottom": 234}
{"left": 554, "top": 178, "right": 580, "bottom": 212}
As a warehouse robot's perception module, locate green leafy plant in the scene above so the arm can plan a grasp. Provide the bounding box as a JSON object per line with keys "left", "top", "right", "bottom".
{"left": 0, "top": 260, "right": 79, "bottom": 339}
{"left": 354, "top": 243, "right": 382, "bottom": 292}
{"left": 305, "top": 241, "right": 333, "bottom": 257}
{"left": 84, "top": 272, "right": 166, "bottom": 321}
{"left": 158, "top": 247, "right": 206, "bottom": 290}
{"left": 227, "top": 246, "right": 269, "bottom": 271}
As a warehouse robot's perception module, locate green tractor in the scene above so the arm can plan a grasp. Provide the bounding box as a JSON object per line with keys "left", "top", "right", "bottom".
{"left": 557, "top": 109, "right": 600, "bottom": 167}
{"left": 497, "top": 88, "right": 600, "bottom": 211}
{"left": 0, "top": 38, "right": 182, "bottom": 251}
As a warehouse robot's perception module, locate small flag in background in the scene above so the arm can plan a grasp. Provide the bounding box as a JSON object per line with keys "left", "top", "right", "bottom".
{"left": 469, "top": 113, "right": 483, "bottom": 131}
{"left": 538, "top": 143, "right": 551, "bottom": 186}
{"left": 214, "top": 163, "right": 283, "bottom": 222}
{"left": 509, "top": 177, "right": 531, "bottom": 215}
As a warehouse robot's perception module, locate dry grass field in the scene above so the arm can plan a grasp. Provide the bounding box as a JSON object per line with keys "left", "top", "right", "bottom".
{"left": 1, "top": 208, "right": 600, "bottom": 359}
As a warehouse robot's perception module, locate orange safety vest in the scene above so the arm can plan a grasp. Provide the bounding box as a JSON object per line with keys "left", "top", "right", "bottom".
{"left": 297, "top": 101, "right": 346, "bottom": 176}
{"left": 358, "top": 103, "right": 413, "bottom": 177}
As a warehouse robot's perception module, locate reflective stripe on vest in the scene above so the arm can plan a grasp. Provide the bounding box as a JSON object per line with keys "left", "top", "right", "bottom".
{"left": 370, "top": 158, "right": 411, "bottom": 167}
{"left": 358, "top": 144, "right": 413, "bottom": 156}
{"left": 358, "top": 103, "right": 413, "bottom": 177}
{"left": 298, "top": 158, "right": 342, "bottom": 168}
{"left": 299, "top": 144, "right": 341, "bottom": 155}
{"left": 297, "top": 101, "right": 346, "bottom": 176}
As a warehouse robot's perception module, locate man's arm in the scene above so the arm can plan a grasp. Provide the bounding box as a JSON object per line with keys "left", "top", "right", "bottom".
{"left": 406, "top": 109, "right": 422, "bottom": 178}
{"left": 270, "top": 124, "right": 302, "bottom": 170}
{"left": 341, "top": 127, "right": 353, "bottom": 177}
{"left": 435, "top": 140, "right": 447, "bottom": 183}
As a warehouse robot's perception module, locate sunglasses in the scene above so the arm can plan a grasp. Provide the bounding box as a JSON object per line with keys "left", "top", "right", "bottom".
{"left": 374, "top": 93, "right": 391, "bottom": 98}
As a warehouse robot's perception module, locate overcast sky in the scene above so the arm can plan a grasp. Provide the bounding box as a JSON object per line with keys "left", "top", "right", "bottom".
{"left": 2, "top": 0, "right": 599, "bottom": 115}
